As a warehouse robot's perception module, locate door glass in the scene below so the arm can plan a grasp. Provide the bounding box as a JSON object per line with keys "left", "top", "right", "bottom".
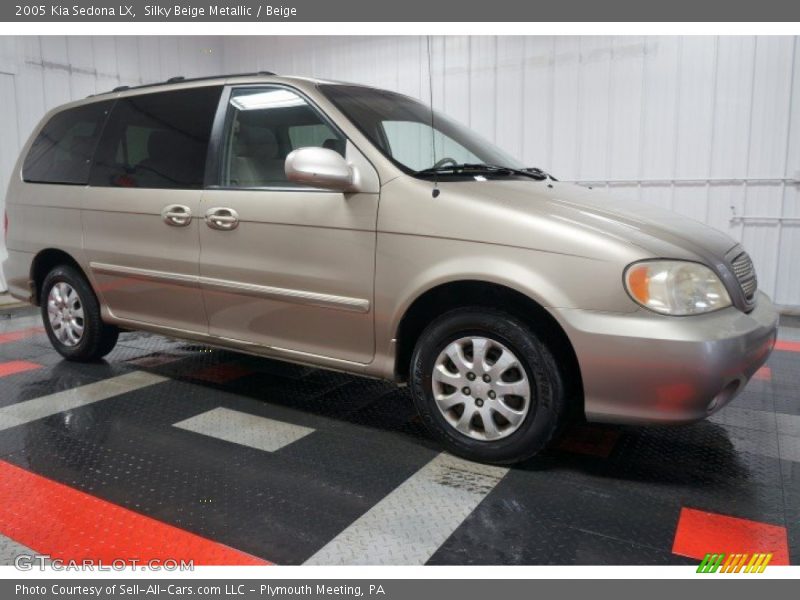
{"left": 222, "top": 87, "right": 346, "bottom": 188}
{"left": 89, "top": 86, "right": 222, "bottom": 189}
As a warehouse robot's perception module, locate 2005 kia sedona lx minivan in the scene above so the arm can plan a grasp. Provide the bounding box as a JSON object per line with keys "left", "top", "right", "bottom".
{"left": 3, "top": 73, "right": 779, "bottom": 464}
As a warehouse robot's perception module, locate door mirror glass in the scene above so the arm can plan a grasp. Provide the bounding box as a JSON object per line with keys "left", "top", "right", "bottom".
{"left": 285, "top": 147, "right": 356, "bottom": 192}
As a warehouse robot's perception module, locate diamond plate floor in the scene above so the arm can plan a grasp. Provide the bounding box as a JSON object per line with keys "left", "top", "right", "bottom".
{"left": 0, "top": 533, "right": 36, "bottom": 566}
{"left": 0, "top": 305, "right": 798, "bottom": 566}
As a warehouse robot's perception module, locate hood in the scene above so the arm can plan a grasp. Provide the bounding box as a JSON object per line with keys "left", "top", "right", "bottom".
{"left": 434, "top": 178, "right": 739, "bottom": 261}
{"left": 537, "top": 181, "right": 737, "bottom": 258}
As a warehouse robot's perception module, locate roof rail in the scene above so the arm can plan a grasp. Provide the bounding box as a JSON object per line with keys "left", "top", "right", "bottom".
{"left": 92, "top": 71, "right": 278, "bottom": 97}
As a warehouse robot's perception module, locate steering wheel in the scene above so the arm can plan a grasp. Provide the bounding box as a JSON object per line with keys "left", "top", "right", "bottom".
{"left": 431, "top": 157, "right": 458, "bottom": 169}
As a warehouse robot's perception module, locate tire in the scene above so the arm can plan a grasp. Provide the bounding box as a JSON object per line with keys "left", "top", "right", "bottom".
{"left": 40, "top": 265, "right": 119, "bottom": 361}
{"left": 409, "top": 307, "right": 568, "bottom": 464}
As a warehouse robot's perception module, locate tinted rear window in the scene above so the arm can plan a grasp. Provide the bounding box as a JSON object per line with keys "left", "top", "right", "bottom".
{"left": 23, "top": 102, "right": 112, "bottom": 185}
{"left": 90, "top": 86, "right": 222, "bottom": 189}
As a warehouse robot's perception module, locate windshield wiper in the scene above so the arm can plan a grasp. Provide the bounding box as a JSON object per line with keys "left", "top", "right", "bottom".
{"left": 416, "top": 163, "right": 552, "bottom": 181}
{"left": 522, "top": 166, "right": 557, "bottom": 181}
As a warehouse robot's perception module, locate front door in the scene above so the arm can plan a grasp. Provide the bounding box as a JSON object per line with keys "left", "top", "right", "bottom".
{"left": 199, "top": 86, "right": 379, "bottom": 364}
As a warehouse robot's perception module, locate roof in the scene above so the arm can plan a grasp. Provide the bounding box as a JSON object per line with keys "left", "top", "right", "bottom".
{"left": 92, "top": 71, "right": 279, "bottom": 97}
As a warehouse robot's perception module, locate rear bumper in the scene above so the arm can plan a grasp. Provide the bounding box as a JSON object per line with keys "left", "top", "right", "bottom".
{"left": 554, "top": 292, "right": 779, "bottom": 424}
{"left": 2, "top": 249, "right": 35, "bottom": 303}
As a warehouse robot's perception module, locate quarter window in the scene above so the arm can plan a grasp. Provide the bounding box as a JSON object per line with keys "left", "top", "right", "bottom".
{"left": 222, "top": 87, "right": 346, "bottom": 188}
{"left": 90, "top": 87, "right": 222, "bottom": 189}
{"left": 23, "top": 102, "right": 112, "bottom": 185}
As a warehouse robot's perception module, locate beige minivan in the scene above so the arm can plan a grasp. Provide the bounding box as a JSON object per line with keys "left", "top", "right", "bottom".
{"left": 3, "top": 73, "right": 779, "bottom": 463}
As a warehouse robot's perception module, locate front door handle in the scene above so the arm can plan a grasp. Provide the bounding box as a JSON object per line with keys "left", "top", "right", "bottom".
{"left": 205, "top": 207, "right": 240, "bottom": 231}
{"left": 161, "top": 205, "right": 192, "bottom": 227}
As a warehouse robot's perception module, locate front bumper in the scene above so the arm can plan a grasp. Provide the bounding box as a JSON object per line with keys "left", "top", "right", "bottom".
{"left": 554, "top": 291, "right": 779, "bottom": 424}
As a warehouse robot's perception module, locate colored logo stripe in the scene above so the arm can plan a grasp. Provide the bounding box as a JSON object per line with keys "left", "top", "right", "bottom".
{"left": 0, "top": 460, "right": 270, "bottom": 566}
{"left": 696, "top": 553, "right": 724, "bottom": 573}
{"left": 698, "top": 553, "right": 773, "bottom": 573}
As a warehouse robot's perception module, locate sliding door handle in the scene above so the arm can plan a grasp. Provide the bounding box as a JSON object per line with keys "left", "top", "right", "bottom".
{"left": 161, "top": 205, "right": 192, "bottom": 227}
{"left": 205, "top": 207, "right": 240, "bottom": 231}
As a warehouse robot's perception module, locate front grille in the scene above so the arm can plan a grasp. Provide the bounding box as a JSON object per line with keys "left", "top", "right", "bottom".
{"left": 731, "top": 251, "right": 757, "bottom": 301}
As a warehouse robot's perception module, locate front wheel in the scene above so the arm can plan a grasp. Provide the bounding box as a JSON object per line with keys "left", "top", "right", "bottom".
{"left": 41, "top": 265, "right": 119, "bottom": 361}
{"left": 409, "top": 308, "right": 568, "bottom": 464}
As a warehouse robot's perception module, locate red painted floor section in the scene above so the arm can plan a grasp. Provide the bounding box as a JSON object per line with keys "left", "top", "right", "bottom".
{"left": 775, "top": 339, "right": 800, "bottom": 353}
{"left": 557, "top": 425, "right": 620, "bottom": 458}
{"left": 0, "top": 327, "right": 44, "bottom": 345}
{"left": 672, "top": 507, "right": 790, "bottom": 565}
{"left": 0, "top": 460, "right": 270, "bottom": 566}
{"left": 753, "top": 366, "right": 772, "bottom": 381}
{"left": 0, "top": 361, "right": 42, "bottom": 378}
{"left": 190, "top": 363, "right": 255, "bottom": 384}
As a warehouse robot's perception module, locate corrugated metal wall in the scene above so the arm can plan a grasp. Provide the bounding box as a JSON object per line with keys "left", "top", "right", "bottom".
{"left": 1, "top": 35, "right": 798, "bottom": 309}
{"left": 222, "top": 35, "right": 800, "bottom": 310}
{"left": 0, "top": 36, "right": 223, "bottom": 290}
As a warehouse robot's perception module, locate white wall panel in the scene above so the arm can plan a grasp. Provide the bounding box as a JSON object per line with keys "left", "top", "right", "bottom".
{"left": 776, "top": 38, "right": 800, "bottom": 307}
{"left": 607, "top": 37, "right": 644, "bottom": 182}
{"left": 550, "top": 38, "right": 581, "bottom": 178}
{"left": 0, "top": 74, "right": 20, "bottom": 219}
{"left": 519, "top": 37, "right": 554, "bottom": 172}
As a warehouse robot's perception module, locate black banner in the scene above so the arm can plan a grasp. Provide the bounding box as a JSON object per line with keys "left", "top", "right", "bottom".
{"left": 5, "top": 579, "right": 800, "bottom": 599}
{"left": 2, "top": 0, "right": 800, "bottom": 22}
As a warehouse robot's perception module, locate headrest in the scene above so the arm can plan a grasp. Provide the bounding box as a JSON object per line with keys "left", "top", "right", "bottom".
{"left": 147, "top": 130, "right": 188, "bottom": 163}
{"left": 236, "top": 126, "right": 279, "bottom": 159}
{"left": 69, "top": 135, "right": 96, "bottom": 160}
{"left": 322, "top": 138, "right": 346, "bottom": 157}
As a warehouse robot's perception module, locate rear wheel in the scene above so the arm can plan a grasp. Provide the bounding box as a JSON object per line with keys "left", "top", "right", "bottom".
{"left": 409, "top": 307, "right": 568, "bottom": 464}
{"left": 41, "top": 265, "right": 119, "bottom": 361}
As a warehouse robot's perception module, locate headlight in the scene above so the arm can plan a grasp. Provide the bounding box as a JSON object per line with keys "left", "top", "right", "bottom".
{"left": 624, "top": 260, "right": 732, "bottom": 315}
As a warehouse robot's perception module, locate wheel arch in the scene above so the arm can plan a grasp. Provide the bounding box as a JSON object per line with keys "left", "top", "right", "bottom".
{"left": 393, "top": 279, "right": 584, "bottom": 414}
{"left": 30, "top": 248, "right": 89, "bottom": 306}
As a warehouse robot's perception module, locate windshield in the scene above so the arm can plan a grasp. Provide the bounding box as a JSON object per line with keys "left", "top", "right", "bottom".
{"left": 319, "top": 84, "right": 527, "bottom": 176}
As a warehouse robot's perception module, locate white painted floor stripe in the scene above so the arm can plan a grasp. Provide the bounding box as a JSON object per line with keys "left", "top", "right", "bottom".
{"left": 778, "top": 434, "right": 800, "bottom": 463}
{"left": 0, "top": 371, "right": 167, "bottom": 431}
{"left": 305, "top": 453, "right": 508, "bottom": 565}
{"left": 173, "top": 407, "right": 315, "bottom": 452}
{"left": 777, "top": 413, "right": 800, "bottom": 438}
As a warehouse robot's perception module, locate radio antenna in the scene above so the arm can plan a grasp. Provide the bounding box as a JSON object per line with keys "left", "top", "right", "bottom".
{"left": 426, "top": 36, "right": 440, "bottom": 198}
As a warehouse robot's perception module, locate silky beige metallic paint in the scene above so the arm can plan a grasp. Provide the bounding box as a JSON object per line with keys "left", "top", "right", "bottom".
{"left": 82, "top": 186, "right": 208, "bottom": 334}
{"left": 199, "top": 139, "right": 380, "bottom": 365}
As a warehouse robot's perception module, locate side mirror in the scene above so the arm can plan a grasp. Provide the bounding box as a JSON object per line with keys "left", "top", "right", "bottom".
{"left": 285, "top": 147, "right": 358, "bottom": 192}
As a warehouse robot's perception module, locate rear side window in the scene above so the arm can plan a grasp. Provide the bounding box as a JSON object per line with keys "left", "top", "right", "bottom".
{"left": 90, "top": 86, "right": 222, "bottom": 189}
{"left": 23, "top": 102, "right": 111, "bottom": 185}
